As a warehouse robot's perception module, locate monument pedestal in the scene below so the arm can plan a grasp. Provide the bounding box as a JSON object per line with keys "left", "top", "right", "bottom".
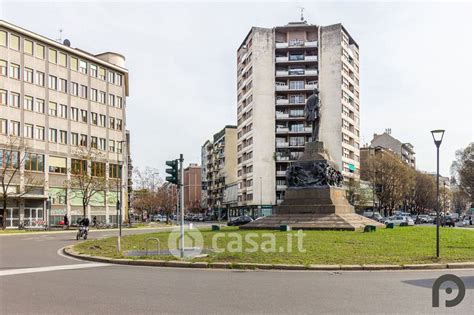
{"left": 241, "top": 142, "right": 383, "bottom": 231}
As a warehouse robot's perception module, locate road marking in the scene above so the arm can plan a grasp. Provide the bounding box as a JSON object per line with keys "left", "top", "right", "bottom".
{"left": 0, "top": 263, "right": 110, "bottom": 277}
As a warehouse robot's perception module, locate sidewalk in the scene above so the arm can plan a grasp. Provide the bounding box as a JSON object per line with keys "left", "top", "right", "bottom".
{"left": 0, "top": 225, "right": 174, "bottom": 236}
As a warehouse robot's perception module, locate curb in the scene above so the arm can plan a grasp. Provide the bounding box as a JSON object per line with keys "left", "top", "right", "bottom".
{"left": 63, "top": 246, "right": 474, "bottom": 271}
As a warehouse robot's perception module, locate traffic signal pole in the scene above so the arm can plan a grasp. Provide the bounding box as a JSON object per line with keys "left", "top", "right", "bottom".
{"left": 179, "top": 154, "right": 185, "bottom": 259}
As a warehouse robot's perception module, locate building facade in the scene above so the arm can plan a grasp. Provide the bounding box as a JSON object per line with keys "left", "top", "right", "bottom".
{"left": 0, "top": 20, "right": 129, "bottom": 227}
{"left": 201, "top": 126, "right": 237, "bottom": 215}
{"left": 236, "top": 20, "right": 361, "bottom": 215}
{"left": 370, "top": 130, "right": 416, "bottom": 168}
{"left": 183, "top": 163, "right": 202, "bottom": 211}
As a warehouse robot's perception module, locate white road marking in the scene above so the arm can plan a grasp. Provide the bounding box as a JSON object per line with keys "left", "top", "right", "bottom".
{"left": 0, "top": 263, "right": 110, "bottom": 277}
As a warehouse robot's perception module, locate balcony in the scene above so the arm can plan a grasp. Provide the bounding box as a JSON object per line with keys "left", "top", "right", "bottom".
{"left": 305, "top": 83, "right": 318, "bottom": 90}
{"left": 275, "top": 84, "right": 288, "bottom": 91}
{"left": 276, "top": 155, "right": 290, "bottom": 161}
{"left": 275, "top": 55, "right": 318, "bottom": 63}
{"left": 276, "top": 99, "right": 289, "bottom": 105}
{"left": 276, "top": 184, "right": 287, "bottom": 191}
{"left": 276, "top": 170, "right": 286, "bottom": 176}
{"left": 276, "top": 127, "right": 289, "bottom": 134}
{"left": 275, "top": 42, "right": 288, "bottom": 49}
{"left": 276, "top": 69, "right": 318, "bottom": 77}
{"left": 276, "top": 112, "right": 289, "bottom": 119}
{"left": 277, "top": 199, "right": 284, "bottom": 205}
{"left": 305, "top": 41, "right": 318, "bottom": 47}
{"left": 276, "top": 142, "right": 289, "bottom": 148}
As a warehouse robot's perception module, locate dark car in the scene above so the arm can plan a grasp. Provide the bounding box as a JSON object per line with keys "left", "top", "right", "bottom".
{"left": 227, "top": 216, "right": 253, "bottom": 226}
{"left": 442, "top": 216, "right": 455, "bottom": 227}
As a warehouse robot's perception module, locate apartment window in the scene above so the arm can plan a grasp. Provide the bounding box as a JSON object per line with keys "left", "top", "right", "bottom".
{"left": 90, "top": 64, "right": 97, "bottom": 77}
{"left": 80, "top": 134, "right": 87, "bottom": 147}
{"left": 24, "top": 67, "right": 33, "bottom": 83}
{"left": 59, "top": 104, "right": 67, "bottom": 119}
{"left": 59, "top": 130, "right": 67, "bottom": 144}
{"left": 24, "top": 96, "right": 34, "bottom": 111}
{"left": 59, "top": 78, "right": 68, "bottom": 93}
{"left": 116, "top": 118, "right": 123, "bottom": 131}
{"left": 9, "top": 121, "right": 20, "bottom": 136}
{"left": 108, "top": 94, "right": 115, "bottom": 107}
{"left": 98, "top": 91, "right": 106, "bottom": 104}
{"left": 109, "top": 140, "right": 115, "bottom": 152}
{"left": 99, "top": 114, "right": 106, "bottom": 127}
{"left": 0, "top": 30, "right": 6, "bottom": 46}
{"left": 49, "top": 156, "right": 67, "bottom": 174}
{"left": 9, "top": 92, "right": 20, "bottom": 108}
{"left": 0, "top": 59, "right": 7, "bottom": 76}
{"left": 71, "top": 133, "right": 79, "bottom": 146}
{"left": 90, "top": 88, "right": 98, "bottom": 102}
{"left": 0, "top": 90, "right": 6, "bottom": 105}
{"left": 289, "top": 81, "right": 304, "bottom": 90}
{"left": 91, "top": 162, "right": 105, "bottom": 177}
{"left": 9, "top": 63, "right": 20, "bottom": 79}
{"left": 10, "top": 34, "right": 20, "bottom": 50}
{"left": 0, "top": 149, "right": 19, "bottom": 169}
{"left": 109, "top": 164, "right": 122, "bottom": 179}
{"left": 79, "top": 60, "right": 87, "bottom": 74}
{"left": 91, "top": 112, "right": 98, "bottom": 125}
{"left": 108, "top": 71, "right": 115, "bottom": 84}
{"left": 117, "top": 141, "right": 123, "bottom": 154}
{"left": 99, "top": 138, "right": 106, "bottom": 151}
{"left": 109, "top": 117, "right": 115, "bottom": 129}
{"left": 71, "top": 159, "right": 87, "bottom": 175}
{"left": 35, "top": 43, "right": 45, "bottom": 59}
{"left": 48, "top": 102, "right": 57, "bottom": 116}
{"left": 48, "top": 75, "right": 57, "bottom": 90}
{"left": 49, "top": 128, "right": 58, "bottom": 143}
{"left": 70, "top": 57, "right": 78, "bottom": 71}
{"left": 35, "top": 71, "right": 45, "bottom": 86}
{"left": 0, "top": 119, "right": 7, "bottom": 134}
{"left": 80, "top": 85, "right": 88, "bottom": 99}
{"left": 24, "top": 124, "right": 34, "bottom": 139}
{"left": 98, "top": 67, "right": 106, "bottom": 80}
{"left": 35, "top": 99, "right": 45, "bottom": 113}
{"left": 71, "top": 82, "right": 78, "bottom": 96}
{"left": 24, "top": 153, "right": 44, "bottom": 172}
{"left": 80, "top": 109, "right": 88, "bottom": 123}
{"left": 49, "top": 49, "right": 57, "bottom": 63}
{"left": 58, "top": 52, "right": 67, "bottom": 67}
{"left": 91, "top": 136, "right": 98, "bottom": 149}
{"left": 116, "top": 74, "right": 123, "bottom": 86}
{"left": 116, "top": 96, "right": 123, "bottom": 108}
{"left": 35, "top": 126, "right": 45, "bottom": 140}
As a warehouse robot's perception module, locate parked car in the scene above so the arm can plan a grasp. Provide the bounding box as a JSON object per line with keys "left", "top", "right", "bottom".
{"left": 227, "top": 216, "right": 253, "bottom": 226}
{"left": 415, "top": 215, "right": 433, "bottom": 224}
{"left": 384, "top": 216, "right": 414, "bottom": 226}
{"left": 151, "top": 214, "right": 166, "bottom": 222}
{"left": 442, "top": 216, "right": 455, "bottom": 227}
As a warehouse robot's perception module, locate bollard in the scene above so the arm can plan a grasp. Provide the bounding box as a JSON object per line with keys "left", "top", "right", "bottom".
{"left": 212, "top": 225, "right": 220, "bottom": 231}
{"left": 280, "top": 225, "right": 291, "bottom": 231}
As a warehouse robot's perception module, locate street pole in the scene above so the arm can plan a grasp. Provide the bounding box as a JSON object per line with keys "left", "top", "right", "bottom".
{"left": 179, "top": 154, "right": 184, "bottom": 259}
{"left": 116, "top": 140, "right": 126, "bottom": 253}
{"left": 435, "top": 146, "right": 440, "bottom": 258}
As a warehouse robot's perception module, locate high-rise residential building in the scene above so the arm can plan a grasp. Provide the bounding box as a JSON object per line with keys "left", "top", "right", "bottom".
{"left": 183, "top": 163, "right": 202, "bottom": 211}
{"left": 201, "top": 125, "right": 237, "bottom": 215}
{"left": 0, "top": 20, "right": 129, "bottom": 227}
{"left": 236, "top": 19, "right": 361, "bottom": 215}
{"left": 369, "top": 129, "right": 416, "bottom": 168}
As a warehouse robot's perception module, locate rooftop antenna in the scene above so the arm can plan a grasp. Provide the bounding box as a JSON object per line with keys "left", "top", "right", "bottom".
{"left": 298, "top": 7, "right": 306, "bottom": 22}
{"left": 56, "top": 29, "right": 63, "bottom": 43}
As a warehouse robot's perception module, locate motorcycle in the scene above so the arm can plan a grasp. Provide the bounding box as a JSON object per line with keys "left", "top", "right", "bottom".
{"left": 76, "top": 226, "right": 88, "bottom": 240}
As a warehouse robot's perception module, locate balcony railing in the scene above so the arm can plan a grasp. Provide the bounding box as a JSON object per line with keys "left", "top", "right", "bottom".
{"left": 276, "top": 113, "right": 289, "bottom": 119}
{"left": 276, "top": 99, "right": 289, "bottom": 105}
{"left": 276, "top": 142, "right": 289, "bottom": 148}
{"left": 276, "top": 127, "right": 289, "bottom": 133}
{"left": 275, "top": 55, "right": 318, "bottom": 63}
{"left": 276, "top": 156, "right": 290, "bottom": 161}
{"left": 276, "top": 170, "right": 286, "bottom": 176}
{"left": 305, "top": 41, "right": 318, "bottom": 47}
{"left": 275, "top": 85, "right": 288, "bottom": 91}
{"left": 276, "top": 184, "right": 288, "bottom": 191}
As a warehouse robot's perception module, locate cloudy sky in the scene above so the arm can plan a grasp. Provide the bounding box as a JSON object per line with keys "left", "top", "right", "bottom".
{"left": 1, "top": 1, "right": 472, "bottom": 178}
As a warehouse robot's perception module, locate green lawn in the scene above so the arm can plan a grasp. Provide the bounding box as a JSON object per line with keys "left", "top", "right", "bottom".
{"left": 73, "top": 226, "right": 474, "bottom": 265}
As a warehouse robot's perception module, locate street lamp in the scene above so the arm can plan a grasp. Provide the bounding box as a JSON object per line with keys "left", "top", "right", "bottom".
{"left": 430, "top": 129, "right": 445, "bottom": 258}
{"left": 116, "top": 140, "right": 126, "bottom": 252}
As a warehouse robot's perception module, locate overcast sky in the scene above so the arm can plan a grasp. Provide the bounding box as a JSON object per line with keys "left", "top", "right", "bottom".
{"left": 1, "top": 1, "right": 472, "bottom": 178}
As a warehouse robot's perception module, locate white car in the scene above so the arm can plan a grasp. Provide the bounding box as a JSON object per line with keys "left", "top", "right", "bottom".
{"left": 384, "top": 215, "right": 414, "bottom": 226}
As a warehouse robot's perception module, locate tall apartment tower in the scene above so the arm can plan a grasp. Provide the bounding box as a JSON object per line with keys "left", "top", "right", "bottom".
{"left": 0, "top": 20, "right": 129, "bottom": 227}
{"left": 236, "top": 20, "right": 360, "bottom": 215}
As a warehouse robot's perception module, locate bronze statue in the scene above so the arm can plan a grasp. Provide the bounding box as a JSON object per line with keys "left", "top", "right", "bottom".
{"left": 304, "top": 89, "right": 321, "bottom": 142}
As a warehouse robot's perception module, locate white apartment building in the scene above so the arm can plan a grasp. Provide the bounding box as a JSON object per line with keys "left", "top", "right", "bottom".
{"left": 0, "top": 20, "right": 129, "bottom": 227}
{"left": 236, "top": 20, "right": 361, "bottom": 215}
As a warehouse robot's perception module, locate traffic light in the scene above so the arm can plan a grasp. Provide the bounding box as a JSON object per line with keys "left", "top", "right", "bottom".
{"left": 165, "top": 159, "right": 179, "bottom": 185}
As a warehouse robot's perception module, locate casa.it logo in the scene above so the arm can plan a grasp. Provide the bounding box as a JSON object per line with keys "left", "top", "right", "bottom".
{"left": 167, "top": 225, "right": 203, "bottom": 259}
{"left": 432, "top": 274, "right": 466, "bottom": 308}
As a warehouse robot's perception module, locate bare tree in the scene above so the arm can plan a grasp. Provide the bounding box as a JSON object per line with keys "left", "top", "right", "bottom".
{"left": 412, "top": 171, "right": 436, "bottom": 213}
{"left": 69, "top": 147, "right": 107, "bottom": 217}
{"left": 156, "top": 183, "right": 177, "bottom": 223}
{"left": 451, "top": 143, "right": 473, "bottom": 201}
{"left": 1, "top": 136, "right": 41, "bottom": 229}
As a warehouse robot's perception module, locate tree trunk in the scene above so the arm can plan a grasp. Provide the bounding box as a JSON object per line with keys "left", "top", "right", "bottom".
{"left": 2, "top": 197, "right": 7, "bottom": 230}
{"left": 83, "top": 204, "right": 87, "bottom": 217}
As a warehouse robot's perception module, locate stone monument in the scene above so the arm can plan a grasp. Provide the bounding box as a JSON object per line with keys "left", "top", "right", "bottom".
{"left": 241, "top": 89, "right": 382, "bottom": 231}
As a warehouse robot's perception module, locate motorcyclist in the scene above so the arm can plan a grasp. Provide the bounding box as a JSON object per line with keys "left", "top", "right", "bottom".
{"left": 63, "top": 214, "right": 69, "bottom": 229}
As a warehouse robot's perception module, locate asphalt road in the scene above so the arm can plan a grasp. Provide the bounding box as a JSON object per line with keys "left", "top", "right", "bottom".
{"left": 1, "top": 227, "right": 473, "bottom": 314}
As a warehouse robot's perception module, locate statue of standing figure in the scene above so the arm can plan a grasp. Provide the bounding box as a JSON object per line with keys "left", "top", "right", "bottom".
{"left": 304, "top": 89, "right": 321, "bottom": 142}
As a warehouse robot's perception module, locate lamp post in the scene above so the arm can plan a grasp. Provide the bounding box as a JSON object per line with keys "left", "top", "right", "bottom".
{"left": 116, "top": 140, "right": 126, "bottom": 252}
{"left": 430, "top": 129, "right": 445, "bottom": 258}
